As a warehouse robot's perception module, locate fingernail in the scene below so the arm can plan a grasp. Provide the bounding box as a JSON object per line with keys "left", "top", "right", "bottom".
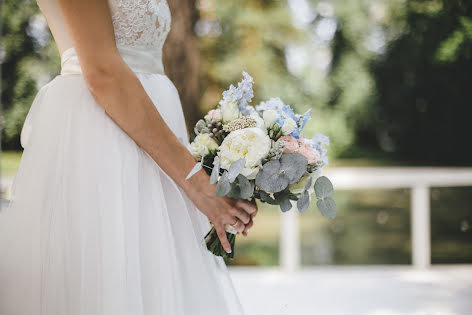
{"left": 226, "top": 248, "right": 232, "bottom": 253}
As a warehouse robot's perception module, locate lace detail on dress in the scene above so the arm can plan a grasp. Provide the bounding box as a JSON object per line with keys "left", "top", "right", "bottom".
{"left": 110, "top": 0, "right": 171, "bottom": 49}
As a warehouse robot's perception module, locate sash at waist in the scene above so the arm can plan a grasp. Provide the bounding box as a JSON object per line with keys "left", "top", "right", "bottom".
{"left": 61, "top": 45, "right": 165, "bottom": 76}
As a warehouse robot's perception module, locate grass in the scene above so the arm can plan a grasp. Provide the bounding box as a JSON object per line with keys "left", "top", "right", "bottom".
{"left": 1, "top": 151, "right": 23, "bottom": 177}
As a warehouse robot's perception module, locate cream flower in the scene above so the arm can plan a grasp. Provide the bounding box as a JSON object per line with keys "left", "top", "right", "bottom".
{"left": 281, "top": 118, "right": 297, "bottom": 135}
{"left": 188, "top": 133, "right": 219, "bottom": 160}
{"left": 218, "top": 127, "right": 271, "bottom": 179}
{"left": 250, "top": 111, "right": 265, "bottom": 130}
{"left": 220, "top": 100, "right": 240, "bottom": 122}
{"left": 263, "top": 109, "right": 278, "bottom": 128}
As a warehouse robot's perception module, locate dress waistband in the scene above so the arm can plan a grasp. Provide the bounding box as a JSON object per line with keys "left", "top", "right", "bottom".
{"left": 61, "top": 45, "right": 165, "bottom": 76}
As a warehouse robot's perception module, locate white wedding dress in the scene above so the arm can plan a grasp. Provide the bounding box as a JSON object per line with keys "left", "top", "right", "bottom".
{"left": 0, "top": 1, "right": 245, "bottom": 314}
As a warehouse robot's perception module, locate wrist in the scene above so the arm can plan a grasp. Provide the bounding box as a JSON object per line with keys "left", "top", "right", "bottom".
{"left": 181, "top": 168, "right": 214, "bottom": 198}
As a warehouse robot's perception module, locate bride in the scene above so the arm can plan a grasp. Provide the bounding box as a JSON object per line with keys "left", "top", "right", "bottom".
{"left": 0, "top": 0, "right": 257, "bottom": 314}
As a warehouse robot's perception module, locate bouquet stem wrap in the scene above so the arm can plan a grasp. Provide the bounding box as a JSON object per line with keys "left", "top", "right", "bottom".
{"left": 204, "top": 224, "right": 237, "bottom": 259}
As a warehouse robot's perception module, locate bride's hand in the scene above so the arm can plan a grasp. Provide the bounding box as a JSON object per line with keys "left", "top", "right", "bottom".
{"left": 185, "top": 169, "right": 257, "bottom": 253}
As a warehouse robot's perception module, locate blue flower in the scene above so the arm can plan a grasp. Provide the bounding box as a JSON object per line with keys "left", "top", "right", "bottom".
{"left": 290, "top": 126, "right": 301, "bottom": 139}
{"left": 280, "top": 104, "right": 297, "bottom": 121}
{"left": 255, "top": 97, "right": 286, "bottom": 111}
{"left": 312, "top": 134, "right": 330, "bottom": 146}
{"left": 221, "top": 72, "right": 255, "bottom": 114}
{"left": 298, "top": 109, "right": 311, "bottom": 130}
{"left": 311, "top": 134, "right": 330, "bottom": 165}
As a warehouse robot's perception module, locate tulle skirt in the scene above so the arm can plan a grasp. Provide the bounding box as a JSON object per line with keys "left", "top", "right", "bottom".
{"left": 0, "top": 71, "right": 244, "bottom": 315}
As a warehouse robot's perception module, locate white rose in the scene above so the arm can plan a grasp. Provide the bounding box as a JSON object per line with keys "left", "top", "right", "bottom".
{"left": 281, "top": 118, "right": 296, "bottom": 135}
{"left": 250, "top": 111, "right": 265, "bottom": 130}
{"left": 188, "top": 142, "right": 207, "bottom": 160}
{"left": 188, "top": 133, "right": 219, "bottom": 160}
{"left": 263, "top": 109, "right": 278, "bottom": 128}
{"left": 218, "top": 127, "right": 271, "bottom": 179}
{"left": 220, "top": 100, "right": 240, "bottom": 122}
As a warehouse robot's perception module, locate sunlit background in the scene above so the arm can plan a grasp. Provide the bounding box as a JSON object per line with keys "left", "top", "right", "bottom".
{"left": 1, "top": 0, "right": 471, "bottom": 314}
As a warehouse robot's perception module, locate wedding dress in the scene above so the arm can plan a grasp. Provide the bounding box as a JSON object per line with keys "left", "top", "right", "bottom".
{"left": 0, "top": 0, "right": 245, "bottom": 314}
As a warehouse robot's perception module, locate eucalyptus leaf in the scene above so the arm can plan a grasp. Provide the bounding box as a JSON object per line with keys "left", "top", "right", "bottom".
{"left": 227, "top": 158, "right": 246, "bottom": 183}
{"left": 297, "top": 190, "right": 310, "bottom": 213}
{"left": 304, "top": 176, "right": 313, "bottom": 192}
{"left": 210, "top": 161, "right": 220, "bottom": 184}
{"left": 215, "top": 172, "right": 231, "bottom": 196}
{"left": 237, "top": 174, "right": 253, "bottom": 199}
{"left": 227, "top": 174, "right": 253, "bottom": 199}
{"left": 186, "top": 161, "right": 202, "bottom": 180}
{"left": 259, "top": 190, "right": 280, "bottom": 205}
{"left": 280, "top": 153, "right": 308, "bottom": 184}
{"left": 280, "top": 198, "right": 293, "bottom": 212}
{"left": 255, "top": 160, "right": 289, "bottom": 193}
{"left": 317, "top": 197, "right": 337, "bottom": 219}
{"left": 314, "top": 176, "right": 334, "bottom": 199}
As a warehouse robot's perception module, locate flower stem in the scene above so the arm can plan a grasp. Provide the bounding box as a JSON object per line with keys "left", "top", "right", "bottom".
{"left": 204, "top": 227, "right": 236, "bottom": 259}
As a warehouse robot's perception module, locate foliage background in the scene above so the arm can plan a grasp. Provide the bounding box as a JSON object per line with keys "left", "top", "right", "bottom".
{"left": 2, "top": 0, "right": 471, "bottom": 165}
{"left": 1, "top": 0, "right": 471, "bottom": 266}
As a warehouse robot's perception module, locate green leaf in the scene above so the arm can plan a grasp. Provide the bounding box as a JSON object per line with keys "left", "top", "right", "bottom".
{"left": 304, "top": 176, "right": 313, "bottom": 191}
{"left": 215, "top": 171, "right": 231, "bottom": 196}
{"left": 259, "top": 190, "right": 280, "bottom": 205}
{"left": 297, "top": 190, "right": 310, "bottom": 213}
{"left": 317, "top": 197, "right": 337, "bottom": 219}
{"left": 227, "top": 158, "right": 246, "bottom": 183}
{"left": 280, "top": 153, "right": 307, "bottom": 184}
{"left": 210, "top": 161, "right": 220, "bottom": 184}
{"left": 314, "top": 176, "right": 334, "bottom": 199}
{"left": 280, "top": 198, "right": 293, "bottom": 212}
{"left": 237, "top": 174, "right": 253, "bottom": 199}
{"left": 255, "top": 160, "right": 289, "bottom": 192}
{"left": 227, "top": 174, "right": 253, "bottom": 199}
{"left": 186, "top": 161, "right": 202, "bottom": 180}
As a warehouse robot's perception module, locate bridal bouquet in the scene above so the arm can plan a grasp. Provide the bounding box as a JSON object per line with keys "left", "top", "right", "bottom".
{"left": 186, "top": 72, "right": 337, "bottom": 258}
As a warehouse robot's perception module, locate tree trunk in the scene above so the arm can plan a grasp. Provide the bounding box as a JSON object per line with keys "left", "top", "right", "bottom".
{"left": 163, "top": 0, "right": 200, "bottom": 136}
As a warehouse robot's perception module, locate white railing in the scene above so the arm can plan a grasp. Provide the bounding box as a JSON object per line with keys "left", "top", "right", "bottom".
{"left": 280, "top": 167, "right": 472, "bottom": 271}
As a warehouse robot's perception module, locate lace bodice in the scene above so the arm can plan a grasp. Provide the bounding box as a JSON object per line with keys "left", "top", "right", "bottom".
{"left": 37, "top": 0, "right": 171, "bottom": 55}
{"left": 109, "top": 0, "right": 171, "bottom": 50}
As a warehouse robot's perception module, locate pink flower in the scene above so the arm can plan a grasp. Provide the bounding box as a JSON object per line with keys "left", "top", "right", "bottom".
{"left": 298, "top": 144, "right": 320, "bottom": 164}
{"left": 281, "top": 136, "right": 299, "bottom": 153}
{"left": 297, "top": 135, "right": 305, "bottom": 145}
{"left": 204, "top": 109, "right": 223, "bottom": 122}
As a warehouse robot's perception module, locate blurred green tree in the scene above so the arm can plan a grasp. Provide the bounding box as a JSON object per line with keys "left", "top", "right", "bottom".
{"left": 1, "top": 0, "right": 60, "bottom": 150}
{"left": 163, "top": 0, "right": 201, "bottom": 133}
{"left": 2, "top": 0, "right": 471, "bottom": 166}
{"left": 367, "top": 0, "right": 472, "bottom": 164}
{"left": 196, "top": 0, "right": 310, "bottom": 119}
{"left": 312, "top": 0, "right": 471, "bottom": 164}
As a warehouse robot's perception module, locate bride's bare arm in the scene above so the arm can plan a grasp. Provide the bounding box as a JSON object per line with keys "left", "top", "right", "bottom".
{"left": 56, "top": 0, "right": 256, "bottom": 252}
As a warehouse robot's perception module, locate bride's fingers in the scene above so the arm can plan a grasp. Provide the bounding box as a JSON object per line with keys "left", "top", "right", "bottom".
{"left": 251, "top": 208, "right": 258, "bottom": 220}
{"left": 242, "top": 219, "right": 254, "bottom": 236}
{"left": 229, "top": 207, "right": 250, "bottom": 224}
{"left": 229, "top": 218, "right": 245, "bottom": 233}
{"left": 236, "top": 199, "right": 257, "bottom": 216}
{"left": 214, "top": 222, "right": 232, "bottom": 253}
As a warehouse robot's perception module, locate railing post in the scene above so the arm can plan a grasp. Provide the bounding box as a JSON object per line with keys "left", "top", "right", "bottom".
{"left": 280, "top": 207, "right": 300, "bottom": 272}
{"left": 411, "top": 185, "right": 431, "bottom": 268}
